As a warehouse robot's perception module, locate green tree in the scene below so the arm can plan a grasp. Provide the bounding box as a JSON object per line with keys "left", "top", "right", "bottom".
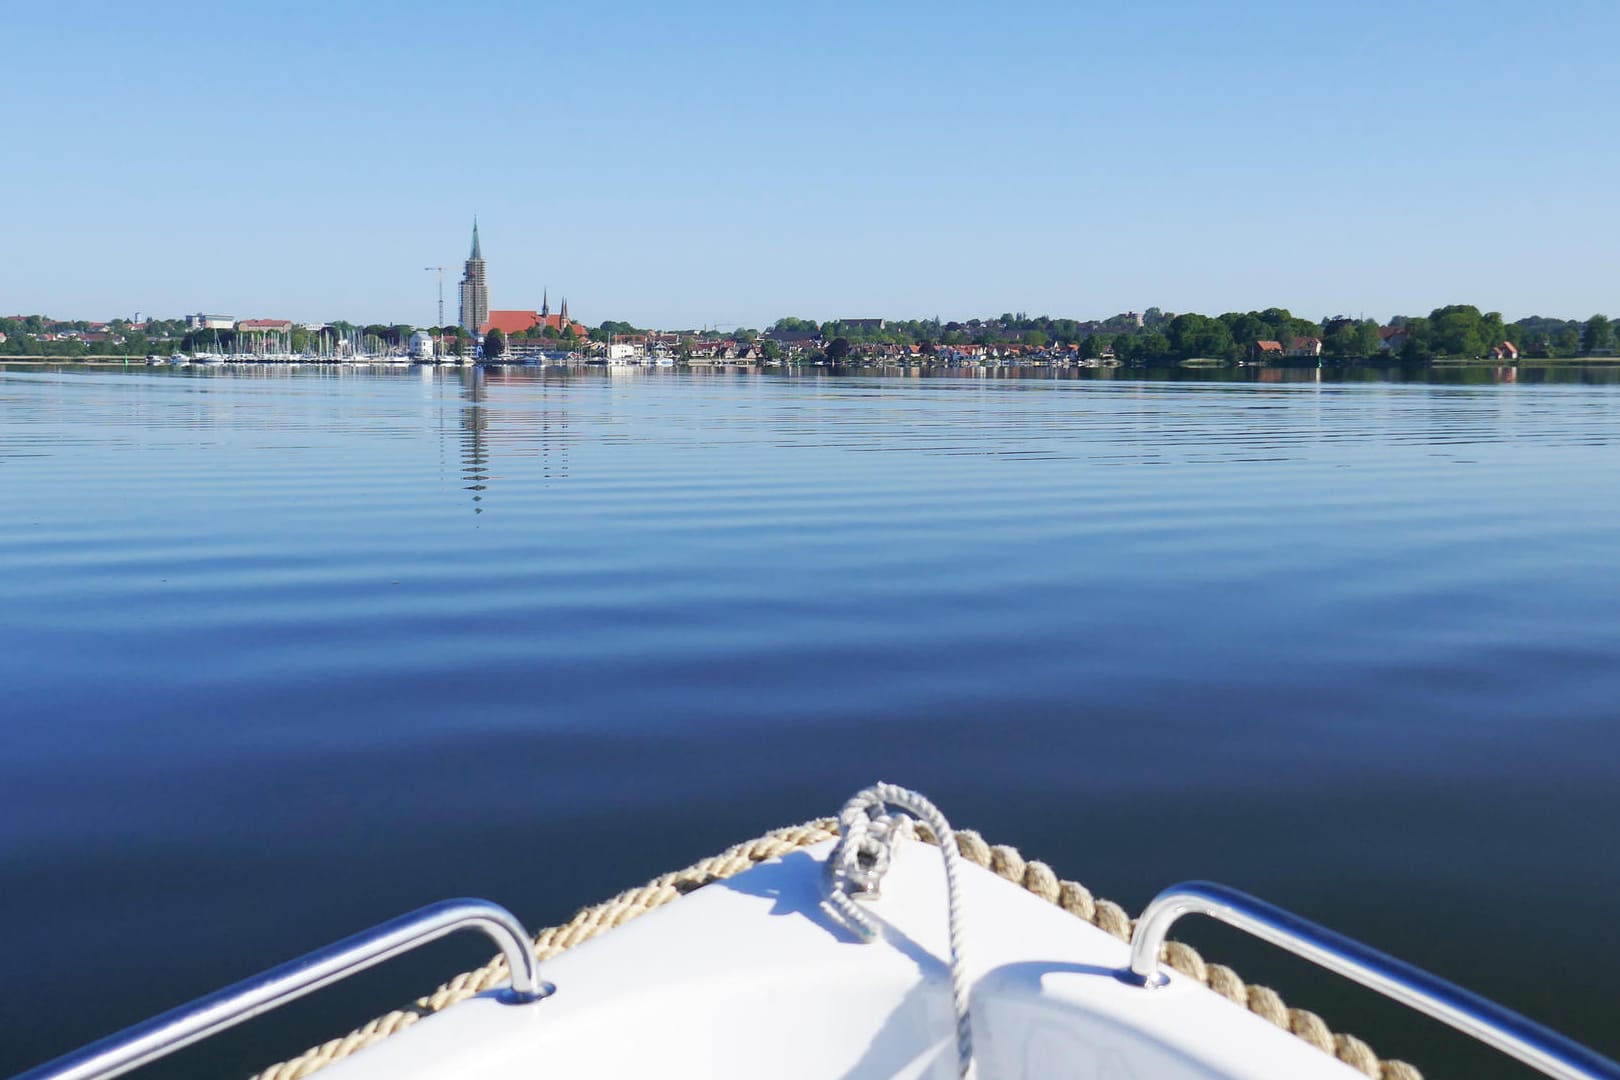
{"left": 760, "top": 339, "right": 782, "bottom": 361}
{"left": 1430, "top": 305, "right": 1485, "bottom": 357}
{"left": 1258, "top": 308, "right": 1295, "bottom": 339}
{"left": 1399, "top": 318, "right": 1435, "bottom": 362}
{"left": 1352, "top": 321, "right": 1379, "bottom": 357}
{"left": 827, "top": 337, "right": 851, "bottom": 362}
{"left": 483, "top": 328, "right": 506, "bottom": 358}
{"left": 1322, "top": 320, "right": 1360, "bottom": 359}
{"left": 1321, "top": 318, "right": 1378, "bottom": 360}
{"left": 1167, "top": 313, "right": 1236, "bottom": 361}
{"left": 1582, "top": 314, "right": 1614, "bottom": 354}
{"left": 1133, "top": 331, "right": 1171, "bottom": 363}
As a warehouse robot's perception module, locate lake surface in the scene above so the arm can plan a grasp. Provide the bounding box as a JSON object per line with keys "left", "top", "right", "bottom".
{"left": 2, "top": 363, "right": 1618, "bottom": 1078}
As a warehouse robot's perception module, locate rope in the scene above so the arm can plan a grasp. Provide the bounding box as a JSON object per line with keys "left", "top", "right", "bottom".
{"left": 248, "top": 818, "right": 1424, "bottom": 1080}
{"left": 822, "top": 783, "right": 974, "bottom": 1079}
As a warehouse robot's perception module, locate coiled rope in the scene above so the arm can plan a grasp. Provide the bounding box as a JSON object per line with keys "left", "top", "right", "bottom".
{"left": 822, "top": 783, "right": 974, "bottom": 1079}
{"left": 249, "top": 817, "right": 1423, "bottom": 1080}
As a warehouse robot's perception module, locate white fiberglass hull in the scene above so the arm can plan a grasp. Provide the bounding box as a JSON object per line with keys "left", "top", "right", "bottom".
{"left": 320, "top": 838, "right": 1362, "bottom": 1080}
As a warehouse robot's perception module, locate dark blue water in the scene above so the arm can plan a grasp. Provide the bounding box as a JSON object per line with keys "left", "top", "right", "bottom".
{"left": 2, "top": 364, "right": 1618, "bottom": 1078}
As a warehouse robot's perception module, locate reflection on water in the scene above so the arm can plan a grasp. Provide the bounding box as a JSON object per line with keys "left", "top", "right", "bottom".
{"left": 1, "top": 364, "right": 1619, "bottom": 1079}
{"left": 459, "top": 367, "right": 489, "bottom": 511}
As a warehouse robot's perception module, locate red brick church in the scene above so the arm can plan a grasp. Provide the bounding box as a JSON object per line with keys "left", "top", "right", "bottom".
{"left": 481, "top": 292, "right": 588, "bottom": 339}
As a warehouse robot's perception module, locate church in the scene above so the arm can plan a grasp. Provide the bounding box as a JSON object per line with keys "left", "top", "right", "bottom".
{"left": 458, "top": 220, "right": 589, "bottom": 340}
{"left": 483, "top": 291, "right": 589, "bottom": 341}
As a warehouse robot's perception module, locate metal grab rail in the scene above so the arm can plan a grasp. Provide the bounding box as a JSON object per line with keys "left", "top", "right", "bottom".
{"left": 17, "top": 898, "right": 552, "bottom": 1080}
{"left": 1128, "top": 881, "right": 1620, "bottom": 1080}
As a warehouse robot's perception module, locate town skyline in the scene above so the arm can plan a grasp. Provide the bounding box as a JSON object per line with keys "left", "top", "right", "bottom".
{"left": 7, "top": 304, "right": 1613, "bottom": 366}
{"left": 5, "top": 2, "right": 1619, "bottom": 330}
{"left": 9, "top": 217, "right": 1617, "bottom": 336}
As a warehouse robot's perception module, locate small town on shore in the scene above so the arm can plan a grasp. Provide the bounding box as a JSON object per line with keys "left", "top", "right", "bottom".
{"left": 5, "top": 221, "right": 1618, "bottom": 368}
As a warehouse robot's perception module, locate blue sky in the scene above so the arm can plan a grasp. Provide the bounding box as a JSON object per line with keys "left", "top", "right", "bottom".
{"left": 4, "top": 0, "right": 1617, "bottom": 329}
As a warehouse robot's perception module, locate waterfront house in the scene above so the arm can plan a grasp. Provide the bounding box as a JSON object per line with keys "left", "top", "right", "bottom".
{"left": 1378, "top": 326, "right": 1409, "bottom": 352}
{"left": 1287, "top": 336, "right": 1323, "bottom": 358}
{"left": 1253, "top": 340, "right": 1285, "bottom": 359}
{"left": 1489, "top": 341, "right": 1520, "bottom": 360}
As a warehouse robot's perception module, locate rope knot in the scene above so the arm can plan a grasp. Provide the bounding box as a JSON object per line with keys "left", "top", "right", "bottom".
{"left": 820, "top": 782, "right": 975, "bottom": 1078}
{"left": 828, "top": 791, "right": 914, "bottom": 907}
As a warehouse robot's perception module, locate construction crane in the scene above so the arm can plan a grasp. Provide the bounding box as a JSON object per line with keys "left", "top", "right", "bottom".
{"left": 424, "top": 267, "right": 447, "bottom": 329}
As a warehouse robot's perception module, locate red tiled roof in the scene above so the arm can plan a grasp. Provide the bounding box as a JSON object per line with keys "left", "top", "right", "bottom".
{"left": 1255, "top": 340, "right": 1284, "bottom": 353}
{"left": 238, "top": 318, "right": 292, "bottom": 329}
{"left": 482, "top": 310, "right": 540, "bottom": 335}
{"left": 539, "top": 313, "right": 588, "bottom": 336}
{"left": 481, "top": 310, "right": 590, "bottom": 337}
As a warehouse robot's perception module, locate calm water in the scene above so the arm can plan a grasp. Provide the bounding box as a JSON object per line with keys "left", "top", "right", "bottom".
{"left": 2, "top": 364, "right": 1618, "bottom": 1078}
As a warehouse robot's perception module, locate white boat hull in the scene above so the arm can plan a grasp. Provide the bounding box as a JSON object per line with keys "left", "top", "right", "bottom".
{"left": 321, "top": 838, "right": 1363, "bottom": 1079}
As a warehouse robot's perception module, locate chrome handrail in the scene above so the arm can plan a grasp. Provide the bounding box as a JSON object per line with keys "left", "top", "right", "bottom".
{"left": 17, "top": 898, "right": 552, "bottom": 1080}
{"left": 1129, "top": 881, "right": 1620, "bottom": 1080}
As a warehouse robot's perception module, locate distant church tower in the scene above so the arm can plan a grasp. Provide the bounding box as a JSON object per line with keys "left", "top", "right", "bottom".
{"left": 458, "top": 218, "right": 488, "bottom": 333}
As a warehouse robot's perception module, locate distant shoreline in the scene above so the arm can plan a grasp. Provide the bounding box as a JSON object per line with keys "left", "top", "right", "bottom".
{"left": 6, "top": 356, "right": 1620, "bottom": 369}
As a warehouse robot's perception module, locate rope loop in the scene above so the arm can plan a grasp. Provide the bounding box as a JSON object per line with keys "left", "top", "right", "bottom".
{"left": 821, "top": 782, "right": 975, "bottom": 1080}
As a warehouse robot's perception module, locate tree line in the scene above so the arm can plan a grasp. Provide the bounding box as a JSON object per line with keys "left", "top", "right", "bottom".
{"left": 5, "top": 307, "right": 1616, "bottom": 362}
{"left": 760, "top": 307, "right": 1617, "bottom": 363}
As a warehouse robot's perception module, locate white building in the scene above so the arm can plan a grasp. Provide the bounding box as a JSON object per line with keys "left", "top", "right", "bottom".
{"left": 185, "top": 314, "right": 236, "bottom": 331}
{"left": 408, "top": 331, "right": 436, "bottom": 360}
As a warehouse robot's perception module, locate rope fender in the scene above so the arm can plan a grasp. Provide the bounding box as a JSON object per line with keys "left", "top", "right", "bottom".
{"left": 248, "top": 818, "right": 1423, "bottom": 1080}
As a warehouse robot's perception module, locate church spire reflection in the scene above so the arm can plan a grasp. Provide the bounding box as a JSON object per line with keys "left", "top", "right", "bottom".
{"left": 459, "top": 366, "right": 489, "bottom": 513}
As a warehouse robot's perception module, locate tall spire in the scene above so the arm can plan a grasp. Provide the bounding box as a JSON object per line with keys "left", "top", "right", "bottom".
{"left": 459, "top": 216, "right": 488, "bottom": 334}
{"left": 560, "top": 296, "right": 569, "bottom": 322}
{"left": 541, "top": 289, "right": 549, "bottom": 318}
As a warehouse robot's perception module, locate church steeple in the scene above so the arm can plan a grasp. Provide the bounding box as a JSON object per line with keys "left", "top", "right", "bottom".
{"left": 458, "top": 217, "right": 488, "bottom": 333}
{"left": 541, "top": 289, "right": 549, "bottom": 318}
{"left": 560, "top": 296, "right": 569, "bottom": 322}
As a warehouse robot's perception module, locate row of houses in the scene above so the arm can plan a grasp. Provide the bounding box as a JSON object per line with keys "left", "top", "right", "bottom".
{"left": 1253, "top": 337, "right": 1323, "bottom": 359}
{"left": 8, "top": 319, "right": 165, "bottom": 346}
